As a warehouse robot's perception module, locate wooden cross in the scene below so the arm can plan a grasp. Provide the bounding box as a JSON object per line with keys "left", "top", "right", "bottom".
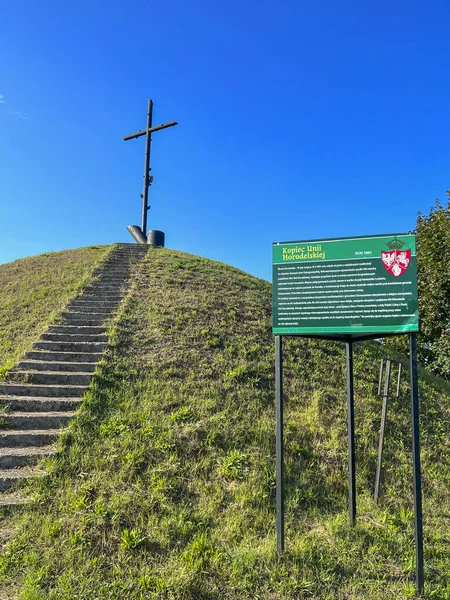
{"left": 123, "top": 99, "right": 178, "bottom": 239}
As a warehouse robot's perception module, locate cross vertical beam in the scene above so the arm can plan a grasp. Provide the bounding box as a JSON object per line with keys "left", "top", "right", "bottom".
{"left": 141, "top": 99, "right": 153, "bottom": 238}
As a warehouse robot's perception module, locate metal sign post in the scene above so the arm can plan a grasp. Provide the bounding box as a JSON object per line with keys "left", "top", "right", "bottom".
{"left": 275, "top": 335, "right": 284, "bottom": 553}
{"left": 123, "top": 99, "right": 178, "bottom": 240}
{"left": 272, "top": 233, "right": 423, "bottom": 594}
{"left": 346, "top": 341, "right": 356, "bottom": 527}
{"left": 409, "top": 333, "right": 424, "bottom": 594}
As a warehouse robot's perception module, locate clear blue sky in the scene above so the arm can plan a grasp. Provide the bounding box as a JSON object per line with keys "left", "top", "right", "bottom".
{"left": 1, "top": 0, "right": 449, "bottom": 281}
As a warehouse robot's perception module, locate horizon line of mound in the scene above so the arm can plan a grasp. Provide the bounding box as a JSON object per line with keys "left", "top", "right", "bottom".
{"left": 0, "top": 243, "right": 148, "bottom": 507}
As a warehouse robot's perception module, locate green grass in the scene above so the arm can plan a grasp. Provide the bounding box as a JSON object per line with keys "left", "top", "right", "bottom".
{"left": 1, "top": 248, "right": 450, "bottom": 598}
{"left": 0, "top": 245, "right": 113, "bottom": 379}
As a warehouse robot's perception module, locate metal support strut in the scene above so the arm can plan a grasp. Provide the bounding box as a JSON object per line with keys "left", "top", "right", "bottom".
{"left": 275, "top": 335, "right": 284, "bottom": 553}
{"left": 409, "top": 334, "right": 424, "bottom": 595}
{"left": 346, "top": 341, "right": 356, "bottom": 527}
{"left": 274, "top": 335, "right": 424, "bottom": 596}
{"left": 374, "top": 359, "right": 391, "bottom": 503}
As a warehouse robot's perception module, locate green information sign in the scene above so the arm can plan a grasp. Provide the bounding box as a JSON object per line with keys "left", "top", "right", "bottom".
{"left": 273, "top": 233, "right": 418, "bottom": 338}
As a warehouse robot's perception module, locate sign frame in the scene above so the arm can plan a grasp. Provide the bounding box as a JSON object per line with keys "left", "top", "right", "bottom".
{"left": 272, "top": 232, "right": 418, "bottom": 341}
{"left": 273, "top": 232, "right": 423, "bottom": 595}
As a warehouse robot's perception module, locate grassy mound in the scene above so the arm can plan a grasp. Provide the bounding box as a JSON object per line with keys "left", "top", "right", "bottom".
{"left": 1, "top": 248, "right": 450, "bottom": 599}
{"left": 0, "top": 245, "right": 113, "bottom": 379}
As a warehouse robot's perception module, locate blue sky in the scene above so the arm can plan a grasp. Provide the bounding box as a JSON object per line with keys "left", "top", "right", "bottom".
{"left": 1, "top": 0, "right": 449, "bottom": 281}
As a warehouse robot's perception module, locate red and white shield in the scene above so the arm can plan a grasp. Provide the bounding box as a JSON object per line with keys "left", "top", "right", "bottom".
{"left": 381, "top": 249, "right": 411, "bottom": 278}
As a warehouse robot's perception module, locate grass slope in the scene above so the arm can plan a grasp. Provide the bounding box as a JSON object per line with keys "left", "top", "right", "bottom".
{"left": 0, "top": 245, "right": 113, "bottom": 379}
{"left": 1, "top": 248, "right": 450, "bottom": 599}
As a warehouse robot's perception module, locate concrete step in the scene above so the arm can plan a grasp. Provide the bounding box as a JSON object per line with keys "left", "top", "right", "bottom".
{"left": 84, "top": 288, "right": 127, "bottom": 295}
{"left": 0, "top": 446, "right": 55, "bottom": 469}
{"left": 103, "top": 256, "right": 138, "bottom": 260}
{"left": 47, "top": 325, "right": 106, "bottom": 335}
{"left": 75, "top": 298, "right": 122, "bottom": 306}
{"left": 96, "top": 274, "right": 130, "bottom": 279}
{"left": 0, "top": 468, "right": 45, "bottom": 492}
{"left": 69, "top": 300, "right": 119, "bottom": 309}
{"left": 95, "top": 273, "right": 130, "bottom": 286}
{"left": 109, "top": 252, "right": 146, "bottom": 256}
{"left": 87, "top": 277, "right": 129, "bottom": 283}
{"left": 41, "top": 333, "right": 109, "bottom": 342}
{"left": 62, "top": 317, "right": 107, "bottom": 327}
{"left": 0, "top": 396, "right": 81, "bottom": 412}
{"left": 6, "top": 371, "right": 93, "bottom": 386}
{"left": 93, "top": 280, "right": 128, "bottom": 286}
{"left": 24, "top": 351, "right": 101, "bottom": 363}
{"left": 0, "top": 429, "right": 61, "bottom": 447}
{"left": 0, "top": 411, "right": 76, "bottom": 430}
{"left": 107, "top": 251, "right": 143, "bottom": 254}
{"left": 96, "top": 273, "right": 131, "bottom": 278}
{"left": 33, "top": 340, "right": 107, "bottom": 352}
{"left": 65, "top": 307, "right": 117, "bottom": 316}
{"left": 73, "top": 300, "right": 120, "bottom": 309}
{"left": 114, "top": 250, "right": 147, "bottom": 255}
{"left": 84, "top": 280, "right": 126, "bottom": 286}
{"left": 62, "top": 306, "right": 115, "bottom": 315}
{"left": 85, "top": 278, "right": 127, "bottom": 284}
{"left": 86, "top": 274, "right": 129, "bottom": 280}
{"left": 0, "top": 492, "right": 30, "bottom": 507}
{"left": 95, "top": 266, "right": 133, "bottom": 272}
{"left": 60, "top": 314, "right": 108, "bottom": 326}
{"left": 85, "top": 283, "right": 128, "bottom": 290}
{"left": 81, "top": 290, "right": 125, "bottom": 298}
{"left": 61, "top": 310, "right": 109, "bottom": 319}
{"left": 108, "top": 257, "right": 145, "bottom": 261}
{"left": 99, "top": 264, "right": 133, "bottom": 268}
{"left": 115, "top": 242, "right": 148, "bottom": 247}
{"left": 17, "top": 360, "right": 97, "bottom": 373}
{"left": 78, "top": 291, "right": 123, "bottom": 299}
{"left": 0, "top": 384, "right": 85, "bottom": 397}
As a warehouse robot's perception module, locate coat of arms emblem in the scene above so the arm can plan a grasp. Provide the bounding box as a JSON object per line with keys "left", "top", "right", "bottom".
{"left": 381, "top": 237, "right": 411, "bottom": 278}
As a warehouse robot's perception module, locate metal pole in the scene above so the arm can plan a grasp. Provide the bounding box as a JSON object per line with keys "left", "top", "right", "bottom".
{"left": 141, "top": 98, "right": 153, "bottom": 238}
{"left": 396, "top": 362, "right": 402, "bottom": 398}
{"left": 346, "top": 341, "right": 356, "bottom": 527}
{"left": 374, "top": 360, "right": 391, "bottom": 503}
{"left": 377, "top": 359, "right": 384, "bottom": 396}
{"left": 275, "top": 335, "right": 284, "bottom": 553}
{"left": 409, "top": 334, "right": 424, "bottom": 594}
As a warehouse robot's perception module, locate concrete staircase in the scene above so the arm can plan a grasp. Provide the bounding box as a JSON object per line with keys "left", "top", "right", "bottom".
{"left": 0, "top": 243, "right": 148, "bottom": 506}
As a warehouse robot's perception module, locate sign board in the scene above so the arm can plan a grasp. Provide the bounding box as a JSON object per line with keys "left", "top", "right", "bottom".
{"left": 273, "top": 234, "right": 418, "bottom": 339}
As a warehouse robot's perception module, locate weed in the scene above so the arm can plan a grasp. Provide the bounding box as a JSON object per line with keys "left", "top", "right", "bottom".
{"left": 219, "top": 450, "right": 249, "bottom": 480}
{"left": 170, "top": 406, "right": 197, "bottom": 423}
{"left": 120, "top": 528, "right": 146, "bottom": 550}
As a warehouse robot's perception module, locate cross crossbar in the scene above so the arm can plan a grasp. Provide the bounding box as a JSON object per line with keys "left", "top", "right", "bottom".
{"left": 123, "top": 120, "right": 178, "bottom": 141}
